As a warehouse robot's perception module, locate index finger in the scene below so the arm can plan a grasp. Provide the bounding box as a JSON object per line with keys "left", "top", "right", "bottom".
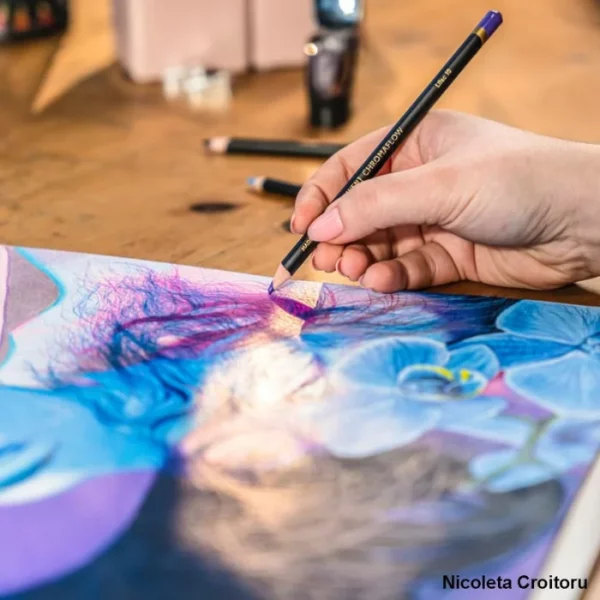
{"left": 292, "top": 126, "right": 391, "bottom": 235}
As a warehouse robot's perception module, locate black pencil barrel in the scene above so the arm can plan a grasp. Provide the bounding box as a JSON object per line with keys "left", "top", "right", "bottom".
{"left": 282, "top": 33, "right": 485, "bottom": 275}
{"left": 228, "top": 139, "right": 344, "bottom": 158}
{"left": 263, "top": 179, "right": 302, "bottom": 197}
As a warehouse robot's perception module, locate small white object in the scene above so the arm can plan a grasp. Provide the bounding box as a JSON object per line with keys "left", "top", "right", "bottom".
{"left": 162, "top": 66, "right": 187, "bottom": 100}
{"left": 185, "top": 69, "right": 232, "bottom": 111}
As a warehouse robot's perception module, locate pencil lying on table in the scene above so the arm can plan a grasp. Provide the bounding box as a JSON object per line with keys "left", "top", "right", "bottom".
{"left": 269, "top": 10, "right": 504, "bottom": 294}
{"left": 247, "top": 177, "right": 302, "bottom": 198}
{"left": 204, "top": 137, "right": 345, "bottom": 159}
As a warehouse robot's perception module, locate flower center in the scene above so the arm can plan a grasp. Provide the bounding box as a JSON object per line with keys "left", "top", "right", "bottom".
{"left": 583, "top": 333, "right": 600, "bottom": 355}
{"left": 396, "top": 365, "right": 486, "bottom": 402}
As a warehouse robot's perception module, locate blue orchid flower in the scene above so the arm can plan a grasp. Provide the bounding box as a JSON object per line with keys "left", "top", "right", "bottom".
{"left": 457, "top": 300, "right": 600, "bottom": 418}
{"left": 470, "top": 418, "right": 600, "bottom": 492}
{"left": 315, "top": 337, "right": 505, "bottom": 458}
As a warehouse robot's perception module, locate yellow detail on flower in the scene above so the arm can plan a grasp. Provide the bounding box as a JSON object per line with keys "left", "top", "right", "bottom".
{"left": 459, "top": 369, "right": 472, "bottom": 382}
{"left": 428, "top": 366, "right": 454, "bottom": 381}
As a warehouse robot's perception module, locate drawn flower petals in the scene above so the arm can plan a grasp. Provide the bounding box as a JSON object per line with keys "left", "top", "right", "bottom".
{"left": 470, "top": 450, "right": 555, "bottom": 492}
{"left": 331, "top": 337, "right": 448, "bottom": 389}
{"left": 497, "top": 300, "right": 600, "bottom": 345}
{"left": 455, "top": 333, "right": 571, "bottom": 368}
{"left": 447, "top": 344, "right": 499, "bottom": 380}
{"left": 435, "top": 396, "right": 505, "bottom": 427}
{"left": 505, "top": 352, "right": 600, "bottom": 417}
{"left": 535, "top": 419, "right": 600, "bottom": 470}
{"left": 316, "top": 397, "right": 436, "bottom": 459}
{"left": 443, "top": 415, "right": 533, "bottom": 447}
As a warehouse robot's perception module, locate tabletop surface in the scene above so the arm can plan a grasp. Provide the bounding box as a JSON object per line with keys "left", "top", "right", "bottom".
{"left": 1, "top": 0, "right": 600, "bottom": 595}
{"left": 1, "top": 0, "right": 600, "bottom": 308}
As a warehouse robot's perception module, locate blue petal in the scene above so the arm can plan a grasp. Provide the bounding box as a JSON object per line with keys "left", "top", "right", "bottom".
{"left": 481, "top": 463, "right": 556, "bottom": 492}
{"left": 443, "top": 415, "right": 533, "bottom": 447}
{"left": 316, "top": 396, "right": 436, "bottom": 458}
{"left": 435, "top": 396, "right": 505, "bottom": 427}
{"left": 470, "top": 449, "right": 517, "bottom": 478}
{"left": 330, "top": 337, "right": 448, "bottom": 390}
{"left": 470, "top": 449, "right": 555, "bottom": 492}
{"left": 447, "top": 344, "right": 499, "bottom": 380}
{"left": 505, "top": 351, "right": 600, "bottom": 417}
{"left": 535, "top": 419, "right": 600, "bottom": 470}
{"left": 497, "top": 300, "right": 600, "bottom": 345}
{"left": 454, "top": 333, "right": 571, "bottom": 368}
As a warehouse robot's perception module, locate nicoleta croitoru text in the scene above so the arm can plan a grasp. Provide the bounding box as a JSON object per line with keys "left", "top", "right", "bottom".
{"left": 443, "top": 575, "right": 588, "bottom": 590}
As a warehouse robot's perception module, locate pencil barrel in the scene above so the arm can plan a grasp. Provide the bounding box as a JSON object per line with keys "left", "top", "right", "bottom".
{"left": 228, "top": 139, "right": 344, "bottom": 158}
{"left": 263, "top": 179, "right": 302, "bottom": 197}
{"left": 336, "top": 34, "right": 482, "bottom": 198}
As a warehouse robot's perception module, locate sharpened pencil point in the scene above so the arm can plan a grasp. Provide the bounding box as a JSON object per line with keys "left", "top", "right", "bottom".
{"left": 268, "top": 282, "right": 274, "bottom": 295}
{"left": 271, "top": 264, "right": 291, "bottom": 293}
{"left": 247, "top": 176, "right": 265, "bottom": 192}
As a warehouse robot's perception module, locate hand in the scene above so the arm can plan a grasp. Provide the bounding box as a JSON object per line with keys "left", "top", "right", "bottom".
{"left": 292, "top": 110, "right": 600, "bottom": 292}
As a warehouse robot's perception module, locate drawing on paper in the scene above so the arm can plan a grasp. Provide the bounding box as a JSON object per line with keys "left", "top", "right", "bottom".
{"left": 0, "top": 245, "right": 598, "bottom": 599}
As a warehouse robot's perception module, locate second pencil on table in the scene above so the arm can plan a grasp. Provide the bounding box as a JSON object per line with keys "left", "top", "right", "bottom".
{"left": 247, "top": 177, "right": 302, "bottom": 198}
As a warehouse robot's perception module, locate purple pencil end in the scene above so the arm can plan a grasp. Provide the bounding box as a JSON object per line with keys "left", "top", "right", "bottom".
{"left": 268, "top": 283, "right": 274, "bottom": 295}
{"left": 477, "top": 10, "right": 503, "bottom": 40}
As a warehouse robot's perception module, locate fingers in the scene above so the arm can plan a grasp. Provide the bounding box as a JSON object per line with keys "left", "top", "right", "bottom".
{"left": 312, "top": 243, "right": 375, "bottom": 281}
{"left": 360, "top": 242, "right": 461, "bottom": 292}
{"left": 312, "top": 243, "right": 343, "bottom": 273}
{"left": 291, "top": 126, "right": 402, "bottom": 235}
{"left": 307, "top": 164, "right": 458, "bottom": 245}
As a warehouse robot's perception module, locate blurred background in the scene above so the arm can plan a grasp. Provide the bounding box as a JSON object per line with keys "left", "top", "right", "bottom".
{"left": 1, "top": 0, "right": 600, "bottom": 297}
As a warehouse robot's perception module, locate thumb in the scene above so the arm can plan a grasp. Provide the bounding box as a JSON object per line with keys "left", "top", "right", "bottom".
{"left": 306, "top": 164, "right": 459, "bottom": 245}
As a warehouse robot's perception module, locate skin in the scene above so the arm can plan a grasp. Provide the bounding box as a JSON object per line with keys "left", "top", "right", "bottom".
{"left": 292, "top": 110, "right": 600, "bottom": 293}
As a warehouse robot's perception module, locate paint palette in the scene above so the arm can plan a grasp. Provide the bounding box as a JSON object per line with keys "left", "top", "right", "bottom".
{"left": 0, "top": 0, "right": 68, "bottom": 43}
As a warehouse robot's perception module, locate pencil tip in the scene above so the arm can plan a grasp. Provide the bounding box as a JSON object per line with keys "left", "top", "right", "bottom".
{"left": 271, "top": 265, "right": 291, "bottom": 293}
{"left": 247, "top": 176, "right": 264, "bottom": 192}
{"left": 268, "top": 282, "right": 274, "bottom": 295}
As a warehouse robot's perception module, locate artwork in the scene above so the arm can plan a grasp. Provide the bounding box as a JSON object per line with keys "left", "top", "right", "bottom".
{"left": 0, "top": 245, "right": 598, "bottom": 599}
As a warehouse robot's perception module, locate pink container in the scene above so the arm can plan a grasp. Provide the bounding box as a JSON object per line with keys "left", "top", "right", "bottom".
{"left": 112, "top": 0, "right": 316, "bottom": 83}
{"left": 112, "top": 0, "right": 248, "bottom": 83}
{"left": 249, "top": 0, "right": 315, "bottom": 70}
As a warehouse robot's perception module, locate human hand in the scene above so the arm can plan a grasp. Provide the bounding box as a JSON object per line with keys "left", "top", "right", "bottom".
{"left": 292, "top": 110, "right": 600, "bottom": 292}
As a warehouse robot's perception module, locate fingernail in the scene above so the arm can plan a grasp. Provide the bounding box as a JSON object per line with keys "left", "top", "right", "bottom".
{"left": 307, "top": 208, "right": 343, "bottom": 242}
{"left": 335, "top": 258, "right": 345, "bottom": 276}
{"left": 290, "top": 213, "right": 297, "bottom": 233}
{"left": 359, "top": 276, "right": 366, "bottom": 287}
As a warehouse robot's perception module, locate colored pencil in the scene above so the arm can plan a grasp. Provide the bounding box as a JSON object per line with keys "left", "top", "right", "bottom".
{"left": 204, "top": 137, "right": 344, "bottom": 159}
{"left": 269, "top": 10, "right": 503, "bottom": 293}
{"left": 247, "top": 177, "right": 301, "bottom": 198}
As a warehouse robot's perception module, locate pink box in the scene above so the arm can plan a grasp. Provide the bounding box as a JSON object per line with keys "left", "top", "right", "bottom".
{"left": 112, "top": 0, "right": 248, "bottom": 83}
{"left": 249, "top": 0, "right": 316, "bottom": 70}
{"left": 112, "top": 0, "right": 317, "bottom": 83}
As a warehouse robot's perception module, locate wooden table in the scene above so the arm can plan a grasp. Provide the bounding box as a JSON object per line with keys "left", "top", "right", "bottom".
{"left": 1, "top": 0, "right": 600, "bottom": 593}
{"left": 0, "top": 0, "right": 599, "bottom": 306}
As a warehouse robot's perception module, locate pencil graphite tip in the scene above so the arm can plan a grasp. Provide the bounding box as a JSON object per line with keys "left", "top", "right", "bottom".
{"left": 478, "top": 10, "right": 503, "bottom": 39}
{"left": 271, "top": 264, "right": 291, "bottom": 293}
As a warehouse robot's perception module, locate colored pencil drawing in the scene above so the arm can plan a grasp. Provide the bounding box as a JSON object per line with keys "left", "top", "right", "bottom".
{"left": 0, "top": 246, "right": 598, "bottom": 599}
